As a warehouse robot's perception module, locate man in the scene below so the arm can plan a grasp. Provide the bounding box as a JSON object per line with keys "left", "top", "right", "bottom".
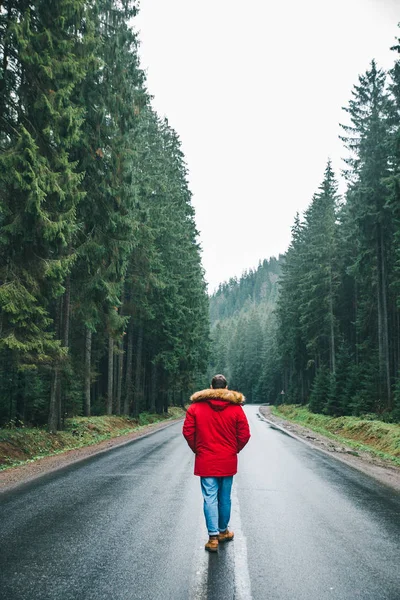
{"left": 183, "top": 374, "right": 250, "bottom": 552}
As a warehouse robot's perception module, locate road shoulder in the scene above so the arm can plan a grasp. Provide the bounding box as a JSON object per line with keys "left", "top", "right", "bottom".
{"left": 258, "top": 405, "right": 400, "bottom": 492}
{"left": 0, "top": 417, "right": 183, "bottom": 493}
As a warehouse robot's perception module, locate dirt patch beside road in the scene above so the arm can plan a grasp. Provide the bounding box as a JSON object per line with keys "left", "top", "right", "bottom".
{"left": 259, "top": 405, "right": 400, "bottom": 492}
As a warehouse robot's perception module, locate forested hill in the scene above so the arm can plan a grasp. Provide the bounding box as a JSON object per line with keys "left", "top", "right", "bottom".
{"left": 208, "top": 257, "right": 283, "bottom": 404}
{"left": 209, "top": 257, "right": 283, "bottom": 324}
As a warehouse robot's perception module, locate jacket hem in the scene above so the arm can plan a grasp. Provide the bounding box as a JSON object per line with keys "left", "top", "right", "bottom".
{"left": 194, "top": 472, "right": 237, "bottom": 477}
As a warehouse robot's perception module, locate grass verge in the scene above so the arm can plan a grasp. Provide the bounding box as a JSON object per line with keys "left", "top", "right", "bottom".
{"left": 271, "top": 405, "right": 400, "bottom": 466}
{"left": 0, "top": 407, "right": 185, "bottom": 471}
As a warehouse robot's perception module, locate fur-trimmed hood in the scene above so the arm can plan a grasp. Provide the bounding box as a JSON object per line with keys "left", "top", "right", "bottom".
{"left": 190, "top": 388, "right": 245, "bottom": 406}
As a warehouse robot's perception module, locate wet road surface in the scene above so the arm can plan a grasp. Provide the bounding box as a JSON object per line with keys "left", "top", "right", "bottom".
{"left": 0, "top": 405, "right": 399, "bottom": 599}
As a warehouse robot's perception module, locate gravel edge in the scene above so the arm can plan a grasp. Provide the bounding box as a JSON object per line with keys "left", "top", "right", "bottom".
{"left": 0, "top": 417, "right": 184, "bottom": 493}
{"left": 258, "top": 405, "right": 400, "bottom": 492}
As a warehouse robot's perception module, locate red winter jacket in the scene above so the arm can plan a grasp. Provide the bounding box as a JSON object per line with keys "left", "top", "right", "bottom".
{"left": 182, "top": 388, "right": 251, "bottom": 477}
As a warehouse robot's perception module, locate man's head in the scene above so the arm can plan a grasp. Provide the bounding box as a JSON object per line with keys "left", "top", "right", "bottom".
{"left": 211, "top": 374, "right": 228, "bottom": 389}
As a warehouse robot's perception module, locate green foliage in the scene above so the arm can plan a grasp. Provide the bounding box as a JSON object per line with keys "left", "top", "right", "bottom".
{"left": 0, "top": 1, "right": 89, "bottom": 368}
{"left": 309, "top": 366, "right": 331, "bottom": 414}
{"left": 208, "top": 32, "right": 400, "bottom": 424}
{"left": 272, "top": 50, "right": 400, "bottom": 422}
{"left": 0, "top": 409, "right": 186, "bottom": 470}
{"left": 0, "top": 1, "right": 209, "bottom": 428}
{"left": 272, "top": 404, "right": 400, "bottom": 465}
{"left": 324, "top": 342, "right": 353, "bottom": 416}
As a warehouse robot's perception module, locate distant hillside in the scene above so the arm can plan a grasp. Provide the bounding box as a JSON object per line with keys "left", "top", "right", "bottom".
{"left": 208, "top": 256, "right": 284, "bottom": 403}
{"left": 209, "top": 256, "right": 283, "bottom": 324}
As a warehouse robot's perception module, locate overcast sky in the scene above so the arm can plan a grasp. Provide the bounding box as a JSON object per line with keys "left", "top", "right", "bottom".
{"left": 135, "top": 1, "right": 399, "bottom": 292}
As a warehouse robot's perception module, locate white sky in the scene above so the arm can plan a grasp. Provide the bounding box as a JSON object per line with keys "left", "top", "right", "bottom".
{"left": 134, "top": 0, "right": 400, "bottom": 292}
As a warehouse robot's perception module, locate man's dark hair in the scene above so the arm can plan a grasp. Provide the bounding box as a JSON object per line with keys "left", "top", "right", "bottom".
{"left": 211, "top": 374, "right": 227, "bottom": 389}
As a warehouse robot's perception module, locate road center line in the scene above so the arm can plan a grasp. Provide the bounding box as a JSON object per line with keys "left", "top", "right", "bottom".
{"left": 189, "top": 513, "right": 209, "bottom": 600}
{"left": 232, "top": 483, "right": 253, "bottom": 600}
{"left": 189, "top": 483, "right": 252, "bottom": 600}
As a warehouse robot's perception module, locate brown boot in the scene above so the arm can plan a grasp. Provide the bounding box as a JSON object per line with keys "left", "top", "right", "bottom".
{"left": 205, "top": 535, "right": 219, "bottom": 552}
{"left": 218, "top": 529, "right": 234, "bottom": 543}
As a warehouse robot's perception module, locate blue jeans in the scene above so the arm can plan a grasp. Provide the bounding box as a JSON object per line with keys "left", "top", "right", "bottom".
{"left": 200, "top": 476, "right": 233, "bottom": 536}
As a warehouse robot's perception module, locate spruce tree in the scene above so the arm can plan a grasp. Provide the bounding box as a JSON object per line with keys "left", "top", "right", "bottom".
{"left": 387, "top": 33, "right": 400, "bottom": 418}
{"left": 340, "top": 60, "right": 393, "bottom": 413}
{"left": 0, "top": 0, "right": 91, "bottom": 430}
{"left": 299, "top": 162, "right": 340, "bottom": 377}
{"left": 277, "top": 214, "right": 309, "bottom": 403}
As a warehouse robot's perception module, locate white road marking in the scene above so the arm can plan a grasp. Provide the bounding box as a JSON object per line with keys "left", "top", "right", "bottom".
{"left": 232, "top": 483, "right": 253, "bottom": 600}
{"left": 189, "top": 513, "right": 209, "bottom": 600}
{"left": 189, "top": 482, "right": 253, "bottom": 600}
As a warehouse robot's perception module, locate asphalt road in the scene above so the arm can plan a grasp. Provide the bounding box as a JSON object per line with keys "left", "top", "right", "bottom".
{"left": 0, "top": 405, "right": 399, "bottom": 600}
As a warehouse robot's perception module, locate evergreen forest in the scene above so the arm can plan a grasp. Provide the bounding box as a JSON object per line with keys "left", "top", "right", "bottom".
{"left": 0, "top": 0, "right": 209, "bottom": 430}
{"left": 210, "top": 35, "right": 400, "bottom": 422}
{"left": 2, "top": 3, "right": 400, "bottom": 432}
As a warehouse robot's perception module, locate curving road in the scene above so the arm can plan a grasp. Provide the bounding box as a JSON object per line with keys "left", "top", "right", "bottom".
{"left": 0, "top": 405, "right": 399, "bottom": 600}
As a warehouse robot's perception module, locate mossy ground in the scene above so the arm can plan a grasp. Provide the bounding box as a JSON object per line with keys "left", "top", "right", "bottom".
{"left": 0, "top": 407, "right": 185, "bottom": 471}
{"left": 272, "top": 405, "right": 400, "bottom": 466}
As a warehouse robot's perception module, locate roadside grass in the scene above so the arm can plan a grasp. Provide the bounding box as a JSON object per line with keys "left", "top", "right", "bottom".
{"left": 0, "top": 407, "right": 185, "bottom": 471}
{"left": 272, "top": 405, "right": 400, "bottom": 466}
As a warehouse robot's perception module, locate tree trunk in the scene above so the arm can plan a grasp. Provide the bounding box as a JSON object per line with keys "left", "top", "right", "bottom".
{"left": 107, "top": 335, "right": 114, "bottom": 415}
{"left": 15, "top": 371, "right": 25, "bottom": 426}
{"left": 328, "top": 265, "right": 336, "bottom": 374}
{"left": 354, "top": 280, "right": 359, "bottom": 365}
{"left": 142, "top": 361, "right": 147, "bottom": 410}
{"left": 124, "top": 320, "right": 133, "bottom": 414}
{"left": 396, "top": 304, "right": 400, "bottom": 386}
{"left": 155, "top": 369, "right": 164, "bottom": 414}
{"left": 149, "top": 361, "right": 157, "bottom": 413}
{"left": 113, "top": 341, "right": 118, "bottom": 413}
{"left": 7, "top": 355, "right": 16, "bottom": 424}
{"left": 133, "top": 324, "right": 143, "bottom": 417}
{"left": 116, "top": 339, "right": 123, "bottom": 415}
{"left": 84, "top": 327, "right": 92, "bottom": 417}
{"left": 56, "top": 375, "right": 62, "bottom": 430}
{"left": 300, "top": 369, "right": 304, "bottom": 404}
{"left": 48, "top": 370, "right": 59, "bottom": 433}
{"left": 380, "top": 227, "right": 391, "bottom": 410}
{"left": 49, "top": 296, "right": 62, "bottom": 432}
{"left": 376, "top": 230, "right": 390, "bottom": 410}
{"left": 57, "top": 276, "right": 71, "bottom": 429}
{"left": 62, "top": 276, "right": 71, "bottom": 348}
{"left": 163, "top": 378, "right": 169, "bottom": 414}
{"left": 376, "top": 236, "right": 383, "bottom": 403}
{"left": 115, "top": 299, "right": 125, "bottom": 416}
